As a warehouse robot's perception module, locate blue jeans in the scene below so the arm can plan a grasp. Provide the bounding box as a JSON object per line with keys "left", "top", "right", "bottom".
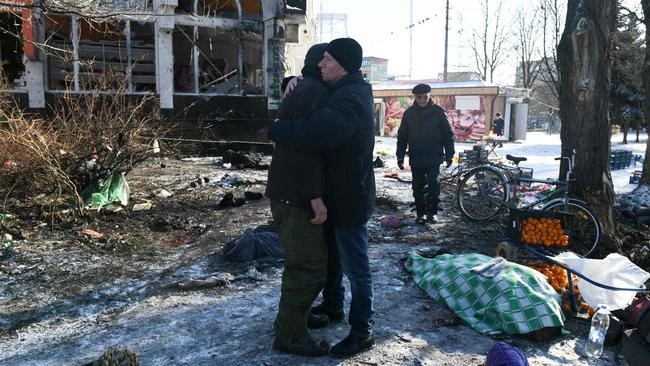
{"left": 321, "top": 224, "right": 374, "bottom": 336}
{"left": 412, "top": 165, "right": 441, "bottom": 202}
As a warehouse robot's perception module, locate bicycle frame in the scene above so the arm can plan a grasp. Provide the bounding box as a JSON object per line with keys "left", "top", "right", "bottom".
{"left": 505, "top": 155, "right": 586, "bottom": 211}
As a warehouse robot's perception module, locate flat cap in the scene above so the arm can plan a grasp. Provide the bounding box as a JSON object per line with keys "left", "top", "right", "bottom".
{"left": 412, "top": 83, "right": 431, "bottom": 94}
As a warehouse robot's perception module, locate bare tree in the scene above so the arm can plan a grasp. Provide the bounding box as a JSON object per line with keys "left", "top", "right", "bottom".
{"left": 513, "top": 8, "right": 541, "bottom": 89}
{"left": 538, "top": 0, "right": 566, "bottom": 102}
{"left": 641, "top": 0, "right": 650, "bottom": 185}
{"left": 469, "top": 0, "right": 509, "bottom": 83}
{"left": 557, "top": 0, "right": 618, "bottom": 252}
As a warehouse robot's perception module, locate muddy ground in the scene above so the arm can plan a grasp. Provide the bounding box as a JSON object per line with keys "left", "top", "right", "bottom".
{"left": 1, "top": 147, "right": 649, "bottom": 366}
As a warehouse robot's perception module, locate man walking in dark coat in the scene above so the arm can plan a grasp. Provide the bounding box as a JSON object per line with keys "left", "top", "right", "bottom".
{"left": 265, "top": 43, "right": 330, "bottom": 357}
{"left": 492, "top": 112, "right": 505, "bottom": 137}
{"left": 396, "top": 83, "right": 455, "bottom": 224}
{"left": 268, "top": 37, "right": 376, "bottom": 358}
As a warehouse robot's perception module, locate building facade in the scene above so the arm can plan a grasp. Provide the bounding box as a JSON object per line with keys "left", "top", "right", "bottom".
{"left": 0, "top": 0, "right": 313, "bottom": 117}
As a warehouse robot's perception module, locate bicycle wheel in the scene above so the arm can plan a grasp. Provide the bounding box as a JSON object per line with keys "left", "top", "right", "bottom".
{"left": 543, "top": 199, "right": 601, "bottom": 257}
{"left": 457, "top": 166, "right": 509, "bottom": 221}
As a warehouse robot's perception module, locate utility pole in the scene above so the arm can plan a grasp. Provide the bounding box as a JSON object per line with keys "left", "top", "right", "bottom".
{"left": 443, "top": 0, "right": 449, "bottom": 82}
{"left": 409, "top": 0, "right": 413, "bottom": 79}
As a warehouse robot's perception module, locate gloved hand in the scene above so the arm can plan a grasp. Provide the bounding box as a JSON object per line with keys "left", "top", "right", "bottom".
{"left": 397, "top": 160, "right": 404, "bottom": 170}
{"left": 445, "top": 159, "right": 453, "bottom": 168}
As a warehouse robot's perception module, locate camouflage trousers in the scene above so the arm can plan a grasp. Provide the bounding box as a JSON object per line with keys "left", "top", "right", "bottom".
{"left": 271, "top": 201, "right": 328, "bottom": 346}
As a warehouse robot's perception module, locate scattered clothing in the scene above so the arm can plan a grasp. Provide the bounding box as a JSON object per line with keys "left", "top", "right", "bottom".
{"left": 218, "top": 192, "right": 246, "bottom": 208}
{"left": 470, "top": 257, "right": 508, "bottom": 278}
{"left": 486, "top": 342, "right": 529, "bottom": 366}
{"left": 244, "top": 191, "right": 264, "bottom": 200}
{"left": 220, "top": 173, "right": 246, "bottom": 188}
{"left": 222, "top": 226, "right": 282, "bottom": 262}
{"left": 380, "top": 215, "right": 400, "bottom": 229}
{"left": 222, "top": 150, "right": 267, "bottom": 169}
{"left": 373, "top": 156, "right": 385, "bottom": 168}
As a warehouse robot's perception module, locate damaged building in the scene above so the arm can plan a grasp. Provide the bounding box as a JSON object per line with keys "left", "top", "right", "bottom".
{"left": 0, "top": 0, "right": 315, "bottom": 136}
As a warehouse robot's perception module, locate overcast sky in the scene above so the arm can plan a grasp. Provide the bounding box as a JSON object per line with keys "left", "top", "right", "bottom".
{"left": 315, "top": 0, "right": 643, "bottom": 85}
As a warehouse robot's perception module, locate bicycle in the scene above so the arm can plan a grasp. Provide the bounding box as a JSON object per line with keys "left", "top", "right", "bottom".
{"left": 456, "top": 152, "right": 601, "bottom": 257}
{"left": 440, "top": 143, "right": 511, "bottom": 187}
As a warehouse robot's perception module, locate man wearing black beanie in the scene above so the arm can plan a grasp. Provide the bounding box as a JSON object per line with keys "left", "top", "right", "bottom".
{"left": 268, "top": 37, "right": 376, "bottom": 358}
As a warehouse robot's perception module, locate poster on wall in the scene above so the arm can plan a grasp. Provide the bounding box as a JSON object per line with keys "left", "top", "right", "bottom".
{"left": 382, "top": 94, "right": 487, "bottom": 141}
{"left": 383, "top": 96, "right": 410, "bottom": 137}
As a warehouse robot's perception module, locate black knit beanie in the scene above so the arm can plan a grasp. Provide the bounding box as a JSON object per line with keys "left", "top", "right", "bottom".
{"left": 301, "top": 43, "right": 328, "bottom": 79}
{"left": 326, "top": 38, "right": 363, "bottom": 73}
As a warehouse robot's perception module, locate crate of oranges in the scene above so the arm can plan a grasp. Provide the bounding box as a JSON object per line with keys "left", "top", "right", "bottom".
{"left": 508, "top": 208, "right": 570, "bottom": 247}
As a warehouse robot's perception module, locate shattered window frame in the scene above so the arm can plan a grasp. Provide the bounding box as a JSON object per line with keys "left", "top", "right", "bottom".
{"left": 40, "top": 0, "right": 264, "bottom": 97}
{"left": 0, "top": 10, "right": 26, "bottom": 92}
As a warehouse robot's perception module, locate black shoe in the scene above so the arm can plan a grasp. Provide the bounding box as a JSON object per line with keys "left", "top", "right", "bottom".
{"left": 329, "top": 333, "right": 375, "bottom": 358}
{"left": 310, "top": 303, "right": 345, "bottom": 322}
{"left": 273, "top": 338, "right": 330, "bottom": 357}
{"left": 415, "top": 216, "right": 426, "bottom": 225}
{"left": 307, "top": 313, "right": 329, "bottom": 329}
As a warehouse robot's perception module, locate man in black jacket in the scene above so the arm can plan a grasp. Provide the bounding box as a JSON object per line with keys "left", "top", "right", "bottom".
{"left": 268, "top": 37, "right": 376, "bottom": 358}
{"left": 396, "top": 83, "right": 455, "bottom": 224}
{"left": 265, "top": 43, "right": 330, "bottom": 357}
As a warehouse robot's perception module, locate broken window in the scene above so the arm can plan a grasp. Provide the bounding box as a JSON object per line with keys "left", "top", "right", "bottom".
{"left": 194, "top": 0, "right": 239, "bottom": 18}
{"left": 173, "top": 24, "right": 197, "bottom": 93}
{"left": 76, "top": 19, "right": 128, "bottom": 90}
{"left": 242, "top": 30, "right": 262, "bottom": 94}
{"left": 195, "top": 27, "right": 240, "bottom": 94}
{"left": 129, "top": 21, "right": 155, "bottom": 92}
{"left": 172, "top": 24, "right": 261, "bottom": 96}
{"left": 95, "top": 0, "right": 151, "bottom": 9}
{"left": 177, "top": 0, "right": 261, "bottom": 18}
{"left": 0, "top": 12, "right": 25, "bottom": 90}
{"left": 44, "top": 14, "right": 74, "bottom": 90}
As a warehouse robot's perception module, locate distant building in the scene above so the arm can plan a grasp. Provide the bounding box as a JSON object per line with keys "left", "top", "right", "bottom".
{"left": 515, "top": 58, "right": 559, "bottom": 130}
{"left": 436, "top": 71, "right": 482, "bottom": 82}
{"left": 316, "top": 13, "right": 348, "bottom": 42}
{"left": 361, "top": 57, "right": 388, "bottom": 83}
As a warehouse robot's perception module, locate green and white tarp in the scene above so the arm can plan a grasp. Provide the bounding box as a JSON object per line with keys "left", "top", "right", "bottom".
{"left": 408, "top": 252, "right": 565, "bottom": 335}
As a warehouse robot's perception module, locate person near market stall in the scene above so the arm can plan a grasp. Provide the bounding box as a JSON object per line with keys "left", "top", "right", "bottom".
{"left": 492, "top": 113, "right": 505, "bottom": 147}
{"left": 396, "top": 83, "right": 455, "bottom": 224}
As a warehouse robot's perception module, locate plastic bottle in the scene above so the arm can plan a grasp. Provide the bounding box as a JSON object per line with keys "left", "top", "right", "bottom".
{"left": 583, "top": 305, "right": 610, "bottom": 358}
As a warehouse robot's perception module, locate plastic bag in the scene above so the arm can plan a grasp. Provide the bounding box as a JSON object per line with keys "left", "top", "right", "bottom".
{"left": 552, "top": 252, "right": 650, "bottom": 310}
{"left": 81, "top": 172, "right": 130, "bottom": 209}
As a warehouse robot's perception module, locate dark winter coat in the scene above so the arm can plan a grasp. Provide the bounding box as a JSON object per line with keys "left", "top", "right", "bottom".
{"left": 265, "top": 76, "right": 329, "bottom": 210}
{"left": 492, "top": 117, "right": 505, "bottom": 135}
{"left": 396, "top": 100, "right": 455, "bottom": 168}
{"left": 268, "top": 71, "right": 376, "bottom": 227}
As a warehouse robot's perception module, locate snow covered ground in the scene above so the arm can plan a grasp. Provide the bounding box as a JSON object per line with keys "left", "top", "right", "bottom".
{"left": 375, "top": 130, "right": 648, "bottom": 198}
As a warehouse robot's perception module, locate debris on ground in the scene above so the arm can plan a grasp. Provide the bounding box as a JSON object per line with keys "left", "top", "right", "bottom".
{"left": 83, "top": 347, "right": 140, "bottom": 366}
{"left": 222, "top": 150, "right": 268, "bottom": 170}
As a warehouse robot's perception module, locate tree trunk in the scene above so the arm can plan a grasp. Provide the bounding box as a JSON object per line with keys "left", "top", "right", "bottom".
{"left": 557, "top": 0, "right": 618, "bottom": 253}
{"left": 622, "top": 118, "right": 628, "bottom": 144}
{"left": 641, "top": 0, "right": 650, "bottom": 185}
